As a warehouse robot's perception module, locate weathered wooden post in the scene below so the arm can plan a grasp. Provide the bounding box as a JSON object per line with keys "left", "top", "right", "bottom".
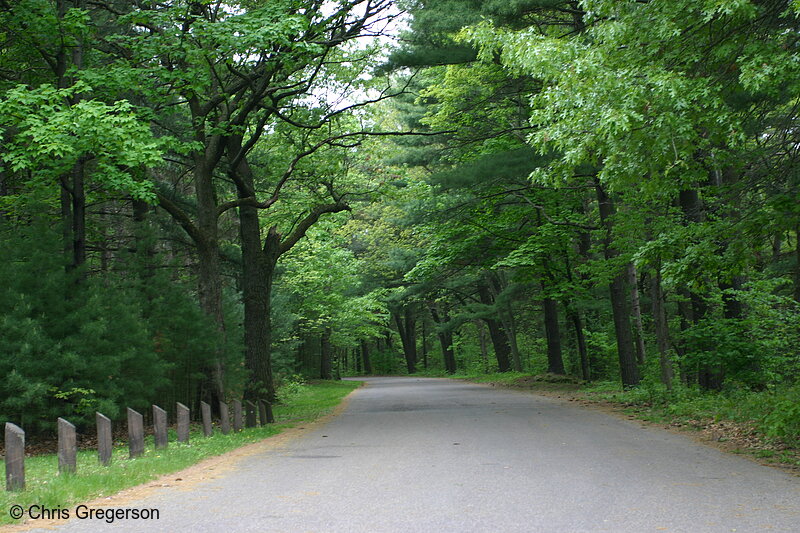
{"left": 201, "top": 401, "right": 213, "bottom": 437}
{"left": 233, "top": 400, "right": 243, "bottom": 432}
{"left": 57, "top": 418, "right": 77, "bottom": 474}
{"left": 127, "top": 408, "right": 144, "bottom": 458}
{"left": 177, "top": 402, "right": 190, "bottom": 443}
{"left": 245, "top": 401, "right": 257, "bottom": 428}
{"left": 153, "top": 405, "right": 168, "bottom": 450}
{"left": 219, "top": 401, "right": 230, "bottom": 435}
{"left": 96, "top": 412, "right": 112, "bottom": 466}
{"left": 5, "top": 423, "right": 25, "bottom": 491}
{"left": 265, "top": 402, "right": 275, "bottom": 424}
{"left": 258, "top": 399, "right": 275, "bottom": 424}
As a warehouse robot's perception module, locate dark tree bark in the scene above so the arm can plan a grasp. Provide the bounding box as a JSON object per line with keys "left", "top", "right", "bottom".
{"left": 360, "top": 340, "right": 373, "bottom": 374}
{"left": 675, "top": 288, "right": 696, "bottom": 386}
{"left": 651, "top": 265, "right": 673, "bottom": 389}
{"left": 488, "top": 273, "right": 523, "bottom": 372}
{"left": 429, "top": 304, "right": 456, "bottom": 374}
{"left": 393, "top": 307, "right": 417, "bottom": 374}
{"left": 566, "top": 215, "right": 592, "bottom": 381}
{"left": 476, "top": 320, "right": 490, "bottom": 372}
{"left": 60, "top": 180, "right": 74, "bottom": 266}
{"left": 543, "top": 297, "right": 566, "bottom": 375}
{"left": 421, "top": 318, "right": 429, "bottom": 370}
{"left": 193, "top": 157, "right": 227, "bottom": 405}
{"left": 567, "top": 307, "right": 590, "bottom": 380}
{"left": 595, "top": 181, "right": 640, "bottom": 387}
{"left": 132, "top": 198, "right": 156, "bottom": 279}
{"left": 320, "top": 327, "right": 333, "bottom": 380}
{"left": 227, "top": 134, "right": 349, "bottom": 401}
{"left": 477, "top": 280, "right": 512, "bottom": 372}
{"left": 70, "top": 160, "right": 87, "bottom": 272}
{"left": 627, "top": 263, "right": 646, "bottom": 364}
{"left": 52, "top": 0, "right": 88, "bottom": 274}
{"left": 678, "top": 187, "right": 721, "bottom": 390}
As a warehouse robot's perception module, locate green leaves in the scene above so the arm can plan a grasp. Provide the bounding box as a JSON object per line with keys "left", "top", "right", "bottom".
{"left": 0, "top": 83, "right": 162, "bottom": 202}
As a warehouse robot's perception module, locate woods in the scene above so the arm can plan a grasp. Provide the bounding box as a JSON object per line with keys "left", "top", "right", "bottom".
{"left": 2, "top": 0, "right": 800, "bottom": 443}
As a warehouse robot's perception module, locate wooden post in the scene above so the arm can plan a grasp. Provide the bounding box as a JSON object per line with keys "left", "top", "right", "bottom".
{"left": 258, "top": 400, "right": 268, "bottom": 426}
{"left": 177, "top": 402, "right": 190, "bottom": 443}
{"left": 201, "top": 401, "right": 213, "bottom": 437}
{"left": 127, "top": 408, "right": 144, "bottom": 458}
{"left": 153, "top": 405, "right": 168, "bottom": 449}
{"left": 245, "top": 401, "right": 257, "bottom": 428}
{"left": 4, "top": 423, "right": 25, "bottom": 491}
{"left": 219, "top": 401, "right": 230, "bottom": 435}
{"left": 57, "top": 418, "right": 77, "bottom": 474}
{"left": 96, "top": 412, "right": 112, "bottom": 466}
{"left": 233, "top": 400, "right": 243, "bottom": 432}
{"left": 265, "top": 400, "right": 275, "bottom": 423}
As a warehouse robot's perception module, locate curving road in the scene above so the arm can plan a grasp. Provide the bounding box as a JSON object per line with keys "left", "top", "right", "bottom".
{"left": 26, "top": 377, "right": 800, "bottom": 532}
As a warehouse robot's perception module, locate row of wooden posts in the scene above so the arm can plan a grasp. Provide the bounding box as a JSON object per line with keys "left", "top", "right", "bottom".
{"left": 4, "top": 399, "right": 274, "bottom": 491}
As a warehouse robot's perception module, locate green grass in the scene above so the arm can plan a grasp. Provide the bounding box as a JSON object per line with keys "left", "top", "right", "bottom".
{"left": 582, "top": 380, "right": 800, "bottom": 437}
{"left": 0, "top": 380, "right": 360, "bottom": 525}
{"left": 452, "top": 371, "right": 800, "bottom": 465}
{"left": 451, "top": 371, "right": 530, "bottom": 384}
{"left": 410, "top": 369, "right": 533, "bottom": 384}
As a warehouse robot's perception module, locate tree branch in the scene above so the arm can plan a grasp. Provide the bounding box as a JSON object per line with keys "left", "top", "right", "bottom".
{"left": 155, "top": 191, "right": 205, "bottom": 246}
{"left": 277, "top": 201, "right": 351, "bottom": 256}
{"left": 216, "top": 196, "right": 277, "bottom": 217}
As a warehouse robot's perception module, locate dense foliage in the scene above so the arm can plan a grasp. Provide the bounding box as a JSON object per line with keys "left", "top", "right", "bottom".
{"left": 1, "top": 0, "right": 799, "bottom": 440}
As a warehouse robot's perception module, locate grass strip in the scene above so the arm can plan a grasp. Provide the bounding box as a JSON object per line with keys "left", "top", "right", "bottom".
{"left": 449, "top": 371, "right": 800, "bottom": 468}
{"left": 1, "top": 380, "right": 361, "bottom": 525}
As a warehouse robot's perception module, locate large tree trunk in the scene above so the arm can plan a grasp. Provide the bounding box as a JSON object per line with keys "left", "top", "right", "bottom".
{"left": 320, "top": 327, "right": 333, "bottom": 380}
{"left": 595, "top": 181, "right": 640, "bottom": 387}
{"left": 239, "top": 207, "right": 277, "bottom": 401}
{"left": 543, "top": 297, "right": 566, "bottom": 375}
{"left": 195, "top": 154, "right": 227, "bottom": 405}
{"left": 476, "top": 320, "right": 490, "bottom": 372}
{"left": 228, "top": 137, "right": 277, "bottom": 402}
{"left": 504, "top": 310, "right": 523, "bottom": 372}
{"left": 488, "top": 273, "right": 523, "bottom": 372}
{"left": 627, "top": 263, "right": 646, "bottom": 364}
{"left": 568, "top": 307, "right": 590, "bottom": 381}
{"left": 430, "top": 304, "right": 456, "bottom": 374}
{"left": 678, "top": 188, "right": 720, "bottom": 390}
{"left": 564, "top": 218, "right": 591, "bottom": 381}
{"left": 675, "top": 288, "right": 696, "bottom": 386}
{"left": 360, "top": 340, "right": 373, "bottom": 375}
{"left": 60, "top": 180, "right": 74, "bottom": 266}
{"left": 70, "top": 160, "right": 87, "bottom": 272}
{"left": 477, "top": 281, "right": 512, "bottom": 372}
{"left": 393, "top": 307, "right": 417, "bottom": 374}
{"left": 132, "top": 199, "right": 157, "bottom": 280}
{"left": 651, "top": 264, "right": 673, "bottom": 389}
{"left": 55, "top": 1, "right": 87, "bottom": 274}
{"left": 421, "top": 318, "right": 428, "bottom": 370}
{"left": 196, "top": 237, "right": 227, "bottom": 404}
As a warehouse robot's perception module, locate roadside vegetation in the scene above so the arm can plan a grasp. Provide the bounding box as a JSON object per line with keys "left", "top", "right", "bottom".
{"left": 427, "top": 370, "right": 800, "bottom": 469}
{"left": 0, "top": 380, "right": 360, "bottom": 526}
{"left": 2, "top": 0, "right": 799, "bottom": 495}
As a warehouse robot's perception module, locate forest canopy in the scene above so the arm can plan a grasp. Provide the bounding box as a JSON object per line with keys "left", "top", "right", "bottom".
{"left": 1, "top": 0, "right": 799, "bottom": 438}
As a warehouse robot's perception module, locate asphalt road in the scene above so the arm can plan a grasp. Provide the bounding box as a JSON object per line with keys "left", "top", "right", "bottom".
{"left": 26, "top": 377, "right": 800, "bottom": 532}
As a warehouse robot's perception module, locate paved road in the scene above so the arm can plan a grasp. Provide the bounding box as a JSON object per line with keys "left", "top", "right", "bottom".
{"left": 27, "top": 377, "right": 800, "bottom": 532}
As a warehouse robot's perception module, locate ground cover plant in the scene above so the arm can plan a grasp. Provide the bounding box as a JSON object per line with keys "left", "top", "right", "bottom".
{"left": 0, "top": 380, "right": 360, "bottom": 526}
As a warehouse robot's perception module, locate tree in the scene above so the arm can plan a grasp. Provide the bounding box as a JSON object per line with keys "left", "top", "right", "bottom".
{"left": 97, "top": 0, "right": 395, "bottom": 401}
{"left": 465, "top": 0, "right": 800, "bottom": 387}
